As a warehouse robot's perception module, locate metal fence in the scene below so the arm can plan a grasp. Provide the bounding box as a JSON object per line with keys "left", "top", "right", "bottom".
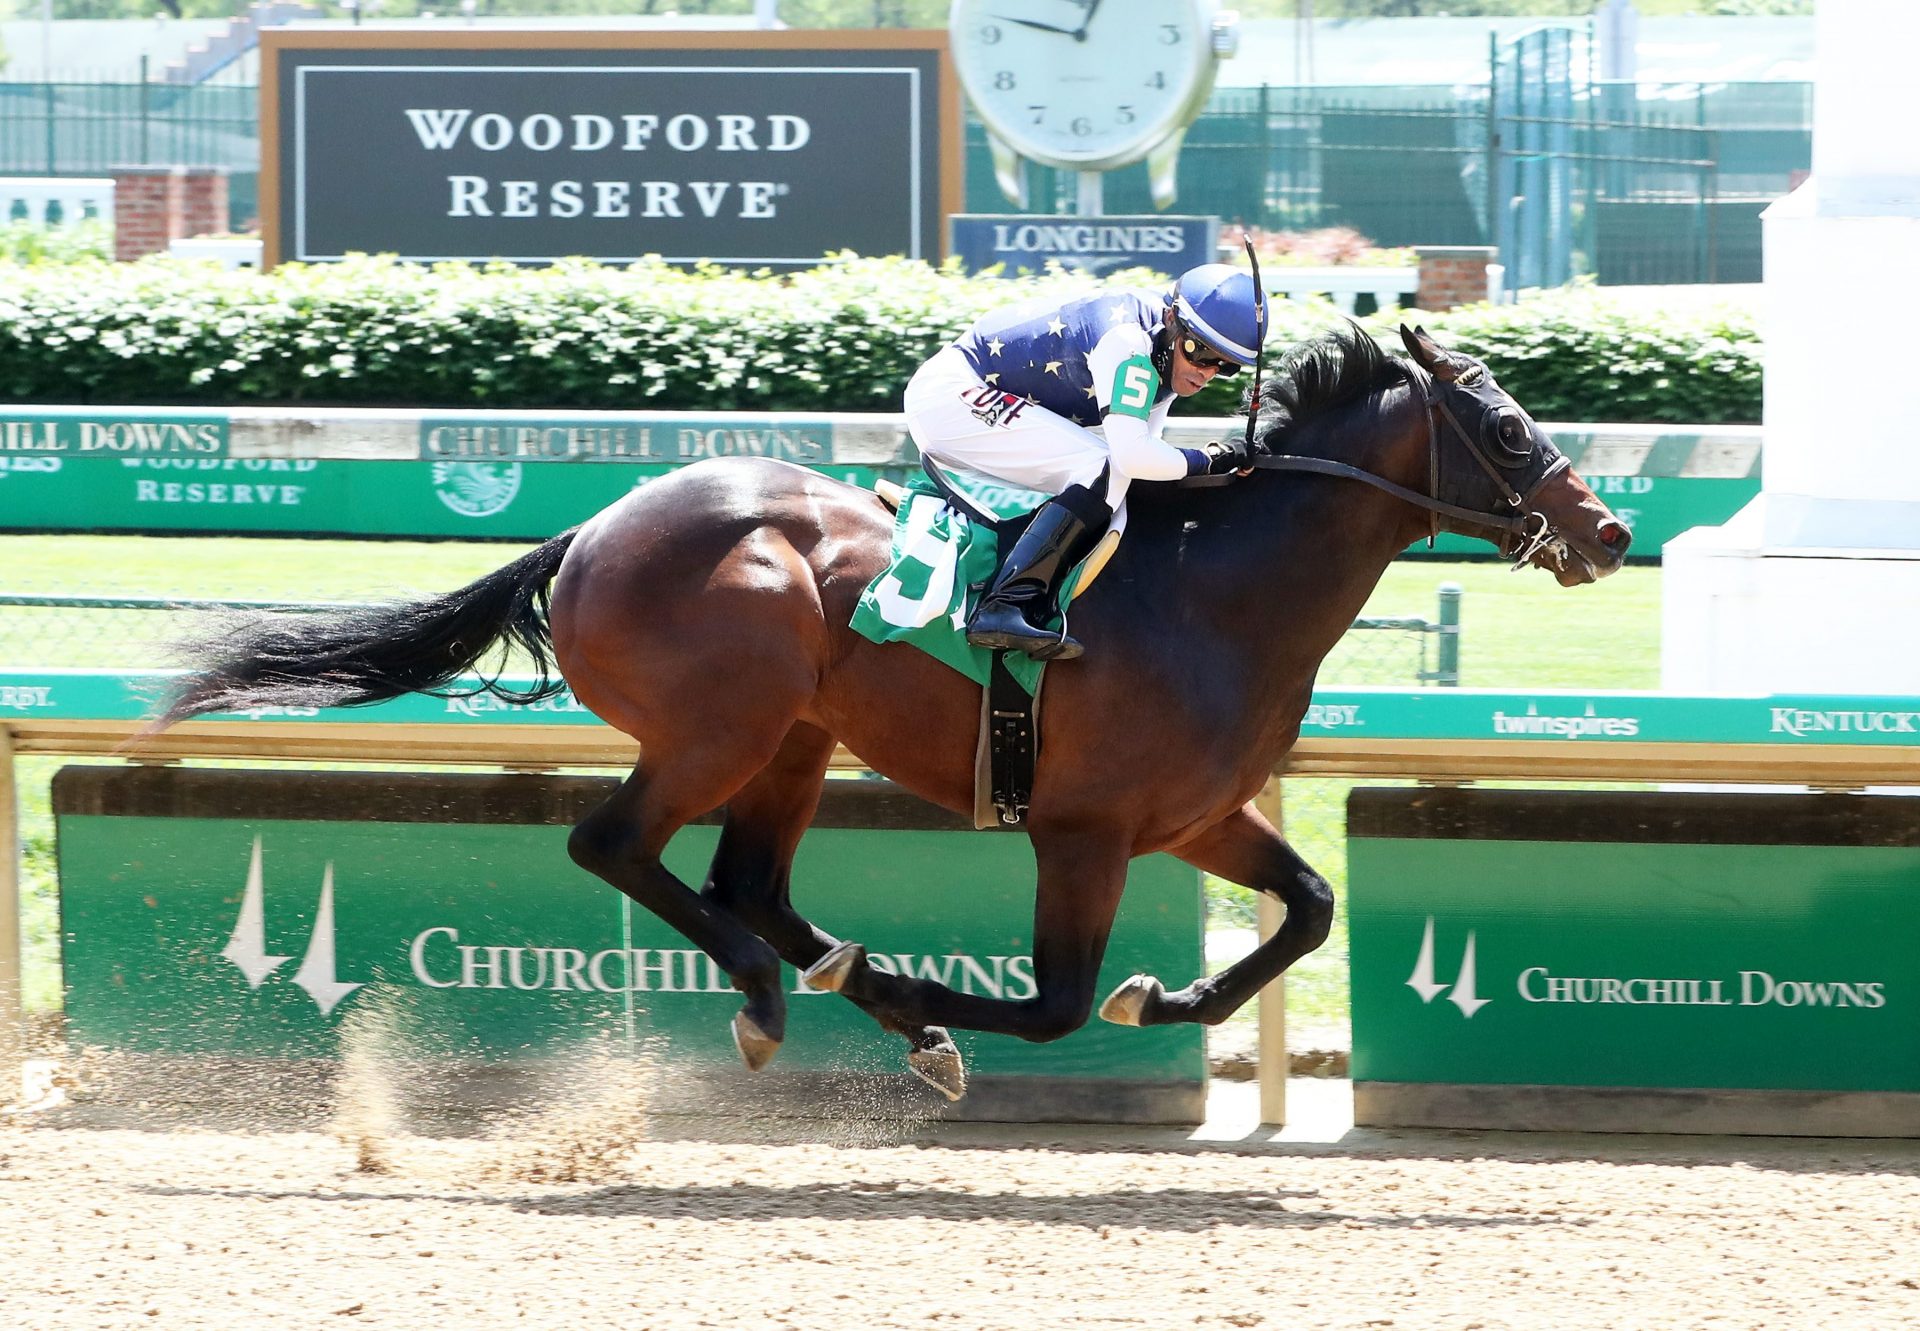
{"left": 0, "top": 77, "right": 259, "bottom": 230}
{"left": 0, "top": 585, "right": 1462, "bottom": 682}
{"left": 0, "top": 63, "right": 1806, "bottom": 282}
{"left": 966, "top": 77, "right": 1809, "bottom": 288}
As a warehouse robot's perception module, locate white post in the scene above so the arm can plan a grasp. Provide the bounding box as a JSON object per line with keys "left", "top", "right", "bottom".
{"left": 1077, "top": 170, "right": 1103, "bottom": 218}
{"left": 1663, "top": 0, "right": 1920, "bottom": 694}
{"left": 1253, "top": 778, "right": 1287, "bottom": 1127}
{"left": 0, "top": 727, "right": 23, "bottom": 1104}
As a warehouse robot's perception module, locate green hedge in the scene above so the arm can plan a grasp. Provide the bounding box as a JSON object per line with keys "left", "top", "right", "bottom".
{"left": 0, "top": 254, "right": 1762, "bottom": 423}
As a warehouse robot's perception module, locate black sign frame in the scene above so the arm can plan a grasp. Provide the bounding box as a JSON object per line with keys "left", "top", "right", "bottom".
{"left": 261, "top": 28, "right": 960, "bottom": 269}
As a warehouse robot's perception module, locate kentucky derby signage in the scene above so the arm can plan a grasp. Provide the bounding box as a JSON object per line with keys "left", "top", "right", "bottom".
{"left": 260, "top": 29, "right": 962, "bottom": 267}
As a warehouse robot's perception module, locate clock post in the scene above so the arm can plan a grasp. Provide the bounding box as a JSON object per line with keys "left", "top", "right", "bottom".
{"left": 949, "top": 0, "right": 1240, "bottom": 214}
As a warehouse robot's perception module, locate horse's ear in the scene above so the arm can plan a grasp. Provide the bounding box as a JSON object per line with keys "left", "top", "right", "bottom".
{"left": 1399, "top": 323, "right": 1461, "bottom": 381}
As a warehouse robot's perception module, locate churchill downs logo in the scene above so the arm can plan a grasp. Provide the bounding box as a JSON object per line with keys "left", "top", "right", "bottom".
{"left": 1400, "top": 916, "right": 1888, "bottom": 1019}
{"left": 221, "top": 836, "right": 1037, "bottom": 1023}
{"left": 221, "top": 836, "right": 364, "bottom": 1017}
{"left": 433, "top": 461, "right": 522, "bottom": 518}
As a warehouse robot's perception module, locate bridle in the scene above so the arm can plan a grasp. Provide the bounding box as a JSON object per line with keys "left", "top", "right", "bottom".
{"left": 1195, "top": 359, "right": 1575, "bottom": 571}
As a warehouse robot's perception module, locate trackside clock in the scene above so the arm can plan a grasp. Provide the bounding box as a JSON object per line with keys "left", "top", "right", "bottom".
{"left": 949, "top": 0, "right": 1238, "bottom": 205}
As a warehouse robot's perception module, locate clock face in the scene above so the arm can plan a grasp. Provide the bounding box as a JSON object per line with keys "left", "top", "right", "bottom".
{"left": 950, "top": 0, "right": 1214, "bottom": 171}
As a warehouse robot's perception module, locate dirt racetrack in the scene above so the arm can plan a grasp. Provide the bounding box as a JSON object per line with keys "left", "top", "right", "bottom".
{"left": 5, "top": 1058, "right": 1920, "bottom": 1331}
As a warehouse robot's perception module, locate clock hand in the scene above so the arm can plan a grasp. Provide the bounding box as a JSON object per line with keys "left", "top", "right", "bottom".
{"left": 993, "top": 13, "right": 1079, "bottom": 36}
{"left": 1071, "top": 0, "right": 1105, "bottom": 41}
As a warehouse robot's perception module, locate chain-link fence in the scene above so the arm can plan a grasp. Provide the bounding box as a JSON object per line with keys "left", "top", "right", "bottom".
{"left": 1, "top": 584, "right": 1463, "bottom": 680}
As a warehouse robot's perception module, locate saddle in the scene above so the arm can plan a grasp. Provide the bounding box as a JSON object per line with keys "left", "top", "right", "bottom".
{"left": 869, "top": 459, "right": 1121, "bottom": 828}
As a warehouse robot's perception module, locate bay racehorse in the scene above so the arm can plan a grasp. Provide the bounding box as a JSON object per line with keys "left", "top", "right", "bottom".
{"left": 156, "top": 324, "right": 1630, "bottom": 1101}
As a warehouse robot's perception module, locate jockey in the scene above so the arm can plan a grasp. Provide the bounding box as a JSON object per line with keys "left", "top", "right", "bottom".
{"left": 902, "top": 262, "right": 1268, "bottom": 661}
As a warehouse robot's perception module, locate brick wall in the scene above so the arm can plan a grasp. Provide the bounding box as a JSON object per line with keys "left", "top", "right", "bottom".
{"left": 1413, "top": 246, "right": 1499, "bottom": 311}
{"left": 112, "top": 167, "right": 231, "bottom": 262}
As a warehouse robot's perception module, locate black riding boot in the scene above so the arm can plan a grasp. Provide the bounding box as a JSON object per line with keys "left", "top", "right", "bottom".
{"left": 966, "top": 499, "right": 1096, "bottom": 661}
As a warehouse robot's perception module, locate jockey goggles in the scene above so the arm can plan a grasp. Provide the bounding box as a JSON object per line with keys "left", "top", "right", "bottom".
{"left": 1174, "top": 320, "right": 1242, "bottom": 375}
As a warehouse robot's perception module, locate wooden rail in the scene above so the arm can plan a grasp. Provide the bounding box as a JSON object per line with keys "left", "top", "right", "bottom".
{"left": 10, "top": 717, "right": 1919, "bottom": 787}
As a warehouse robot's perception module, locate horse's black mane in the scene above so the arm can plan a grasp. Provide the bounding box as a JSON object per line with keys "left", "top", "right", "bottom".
{"left": 1248, "top": 321, "right": 1404, "bottom": 452}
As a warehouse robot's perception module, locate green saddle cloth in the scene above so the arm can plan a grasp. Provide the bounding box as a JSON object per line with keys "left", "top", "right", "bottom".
{"left": 849, "top": 472, "right": 1091, "bottom": 696}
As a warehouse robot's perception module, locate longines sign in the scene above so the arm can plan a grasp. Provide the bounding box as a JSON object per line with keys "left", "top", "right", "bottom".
{"left": 261, "top": 29, "right": 960, "bottom": 267}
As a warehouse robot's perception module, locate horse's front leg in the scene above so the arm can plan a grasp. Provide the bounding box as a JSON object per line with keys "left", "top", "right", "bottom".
{"left": 804, "top": 828, "right": 1131, "bottom": 1044}
{"left": 1099, "top": 802, "right": 1333, "bottom": 1028}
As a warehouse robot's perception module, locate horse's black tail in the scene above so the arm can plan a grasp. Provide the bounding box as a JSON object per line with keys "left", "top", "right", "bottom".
{"left": 155, "top": 528, "right": 581, "bottom": 728}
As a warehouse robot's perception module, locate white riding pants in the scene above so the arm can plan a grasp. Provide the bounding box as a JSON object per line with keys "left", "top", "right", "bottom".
{"left": 903, "top": 346, "right": 1133, "bottom": 514}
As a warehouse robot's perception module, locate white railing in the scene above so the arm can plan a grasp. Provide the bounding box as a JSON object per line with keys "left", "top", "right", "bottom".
{"left": 1264, "top": 266, "right": 1421, "bottom": 315}
{"left": 0, "top": 177, "right": 115, "bottom": 229}
{"left": 168, "top": 236, "right": 263, "bottom": 270}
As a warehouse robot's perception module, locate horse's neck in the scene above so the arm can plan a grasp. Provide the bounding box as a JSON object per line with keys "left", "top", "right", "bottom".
{"left": 1132, "top": 389, "right": 1431, "bottom": 720}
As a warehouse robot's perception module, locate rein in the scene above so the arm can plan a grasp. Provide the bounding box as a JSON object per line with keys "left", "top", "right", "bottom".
{"left": 1201, "top": 361, "right": 1572, "bottom": 568}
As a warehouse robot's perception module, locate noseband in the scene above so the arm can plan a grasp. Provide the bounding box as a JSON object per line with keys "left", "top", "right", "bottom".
{"left": 1206, "top": 361, "right": 1574, "bottom": 570}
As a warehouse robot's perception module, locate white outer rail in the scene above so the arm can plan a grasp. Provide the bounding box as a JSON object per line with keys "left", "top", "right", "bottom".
{"left": 0, "top": 177, "right": 115, "bottom": 228}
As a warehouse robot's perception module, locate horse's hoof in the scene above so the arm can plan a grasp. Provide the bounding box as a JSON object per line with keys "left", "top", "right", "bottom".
{"left": 801, "top": 941, "right": 864, "bottom": 994}
{"left": 732, "top": 1010, "right": 781, "bottom": 1072}
{"left": 1099, "top": 974, "right": 1162, "bottom": 1026}
{"left": 907, "top": 1047, "right": 968, "bottom": 1102}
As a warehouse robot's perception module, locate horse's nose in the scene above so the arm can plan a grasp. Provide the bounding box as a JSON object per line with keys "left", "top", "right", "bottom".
{"left": 1599, "top": 520, "right": 1632, "bottom": 555}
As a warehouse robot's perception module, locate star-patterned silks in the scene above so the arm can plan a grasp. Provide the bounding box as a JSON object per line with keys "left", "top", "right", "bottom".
{"left": 950, "top": 288, "right": 1170, "bottom": 430}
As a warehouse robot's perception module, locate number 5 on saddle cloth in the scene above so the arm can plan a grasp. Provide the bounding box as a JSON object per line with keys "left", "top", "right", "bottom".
{"left": 850, "top": 458, "right": 1123, "bottom": 828}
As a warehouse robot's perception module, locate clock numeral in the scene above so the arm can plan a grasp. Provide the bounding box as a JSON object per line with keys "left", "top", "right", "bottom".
{"left": 994, "top": 70, "right": 1016, "bottom": 91}
{"left": 1160, "top": 24, "right": 1184, "bottom": 44}
{"left": 1027, "top": 104, "right": 1046, "bottom": 126}
{"left": 1146, "top": 71, "right": 1167, "bottom": 90}
{"left": 1071, "top": 116, "right": 1093, "bottom": 137}
{"left": 980, "top": 23, "right": 1002, "bottom": 44}
{"left": 1117, "top": 105, "right": 1136, "bottom": 124}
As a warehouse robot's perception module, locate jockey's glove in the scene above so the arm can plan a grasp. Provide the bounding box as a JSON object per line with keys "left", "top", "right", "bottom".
{"left": 1202, "top": 437, "right": 1253, "bottom": 475}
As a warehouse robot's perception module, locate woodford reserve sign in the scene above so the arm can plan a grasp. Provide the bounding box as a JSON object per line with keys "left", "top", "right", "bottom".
{"left": 260, "top": 28, "right": 961, "bottom": 267}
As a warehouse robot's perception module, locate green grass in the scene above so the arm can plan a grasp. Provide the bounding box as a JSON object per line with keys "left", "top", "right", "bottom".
{"left": 2, "top": 534, "right": 1661, "bottom": 1032}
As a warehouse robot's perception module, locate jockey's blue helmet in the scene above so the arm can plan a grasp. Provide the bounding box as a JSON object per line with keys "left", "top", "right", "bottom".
{"left": 1167, "top": 263, "right": 1268, "bottom": 371}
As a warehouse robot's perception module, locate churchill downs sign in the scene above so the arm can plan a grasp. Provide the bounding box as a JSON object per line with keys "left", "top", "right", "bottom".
{"left": 54, "top": 767, "right": 1205, "bottom": 1121}
{"left": 261, "top": 29, "right": 961, "bottom": 267}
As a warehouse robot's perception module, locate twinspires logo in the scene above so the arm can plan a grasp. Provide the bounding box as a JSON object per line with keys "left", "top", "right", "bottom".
{"left": 1491, "top": 702, "right": 1640, "bottom": 738}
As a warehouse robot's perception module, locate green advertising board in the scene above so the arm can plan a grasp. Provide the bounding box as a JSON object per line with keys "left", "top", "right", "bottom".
{"left": 0, "top": 456, "right": 911, "bottom": 540}
{"left": 1417, "top": 476, "right": 1757, "bottom": 559}
{"left": 1348, "top": 788, "right": 1920, "bottom": 1133}
{"left": 14, "top": 674, "right": 1920, "bottom": 753}
{"left": 0, "top": 406, "right": 1753, "bottom": 553}
{"left": 54, "top": 767, "right": 1205, "bottom": 1122}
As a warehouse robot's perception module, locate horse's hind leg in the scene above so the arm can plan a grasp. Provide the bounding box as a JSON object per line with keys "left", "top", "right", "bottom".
{"left": 1098, "top": 803, "right": 1334, "bottom": 1028}
{"left": 805, "top": 827, "right": 1133, "bottom": 1045}
{"left": 568, "top": 753, "right": 792, "bottom": 1071}
{"left": 701, "top": 722, "right": 966, "bottom": 1099}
